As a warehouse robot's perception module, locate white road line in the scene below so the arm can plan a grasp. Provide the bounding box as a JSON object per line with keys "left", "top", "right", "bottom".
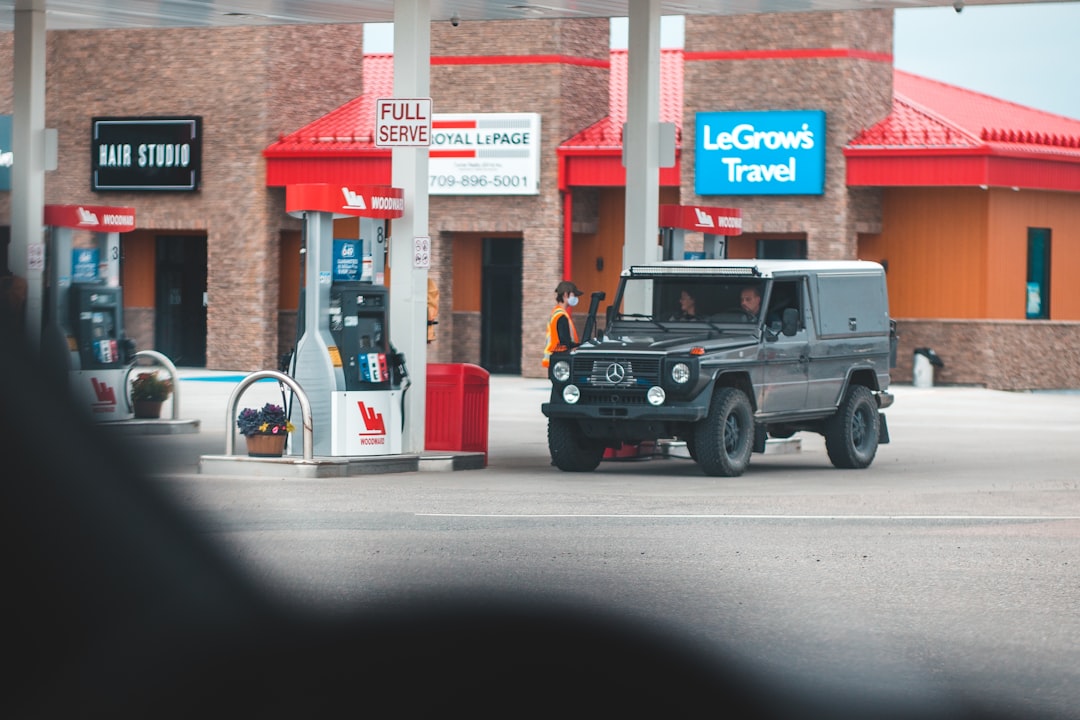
{"left": 416, "top": 514, "right": 1080, "bottom": 520}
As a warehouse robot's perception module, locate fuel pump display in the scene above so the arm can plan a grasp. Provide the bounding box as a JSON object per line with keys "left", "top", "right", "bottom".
{"left": 330, "top": 282, "right": 392, "bottom": 389}
{"left": 70, "top": 284, "right": 126, "bottom": 367}
{"left": 43, "top": 204, "right": 137, "bottom": 420}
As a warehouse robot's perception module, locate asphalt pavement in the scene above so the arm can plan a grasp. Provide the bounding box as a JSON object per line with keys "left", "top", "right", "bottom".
{"left": 120, "top": 368, "right": 1080, "bottom": 481}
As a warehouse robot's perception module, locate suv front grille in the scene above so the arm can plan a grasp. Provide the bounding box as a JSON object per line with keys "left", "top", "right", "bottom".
{"left": 572, "top": 356, "right": 661, "bottom": 388}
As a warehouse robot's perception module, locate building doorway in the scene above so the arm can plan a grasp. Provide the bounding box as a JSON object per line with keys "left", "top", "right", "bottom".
{"left": 154, "top": 234, "right": 207, "bottom": 367}
{"left": 481, "top": 237, "right": 522, "bottom": 374}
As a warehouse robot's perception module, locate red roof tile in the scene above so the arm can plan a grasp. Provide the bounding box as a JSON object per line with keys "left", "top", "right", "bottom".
{"left": 265, "top": 50, "right": 684, "bottom": 158}
{"left": 560, "top": 48, "right": 684, "bottom": 150}
{"left": 847, "top": 70, "right": 1080, "bottom": 158}
{"left": 264, "top": 54, "right": 394, "bottom": 157}
{"left": 266, "top": 54, "right": 1080, "bottom": 192}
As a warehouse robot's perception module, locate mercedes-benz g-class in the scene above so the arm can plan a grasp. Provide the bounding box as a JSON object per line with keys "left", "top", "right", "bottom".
{"left": 541, "top": 259, "right": 896, "bottom": 476}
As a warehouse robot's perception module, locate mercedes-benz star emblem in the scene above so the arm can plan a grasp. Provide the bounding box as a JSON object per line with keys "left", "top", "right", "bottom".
{"left": 605, "top": 362, "right": 626, "bottom": 384}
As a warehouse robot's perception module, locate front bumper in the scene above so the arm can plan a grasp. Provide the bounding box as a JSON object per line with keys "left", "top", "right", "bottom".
{"left": 541, "top": 401, "right": 708, "bottom": 423}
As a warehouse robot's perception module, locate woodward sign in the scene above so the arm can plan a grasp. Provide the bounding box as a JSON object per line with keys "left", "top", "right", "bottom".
{"left": 285, "top": 183, "right": 405, "bottom": 220}
{"left": 92, "top": 116, "right": 201, "bottom": 191}
{"left": 658, "top": 204, "right": 742, "bottom": 235}
{"left": 44, "top": 204, "right": 137, "bottom": 233}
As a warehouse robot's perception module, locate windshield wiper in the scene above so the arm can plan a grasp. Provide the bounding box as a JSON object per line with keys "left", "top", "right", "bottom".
{"left": 615, "top": 313, "right": 668, "bottom": 332}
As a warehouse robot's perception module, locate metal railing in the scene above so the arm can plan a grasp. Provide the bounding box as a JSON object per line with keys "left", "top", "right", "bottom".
{"left": 223, "top": 370, "right": 314, "bottom": 461}
{"left": 124, "top": 350, "right": 182, "bottom": 420}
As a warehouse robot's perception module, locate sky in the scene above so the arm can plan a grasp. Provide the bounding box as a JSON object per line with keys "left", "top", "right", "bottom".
{"left": 364, "top": 3, "right": 1080, "bottom": 121}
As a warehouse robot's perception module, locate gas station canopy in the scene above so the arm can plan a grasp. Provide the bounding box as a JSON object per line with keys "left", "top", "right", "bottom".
{"left": 0, "top": 0, "right": 1057, "bottom": 32}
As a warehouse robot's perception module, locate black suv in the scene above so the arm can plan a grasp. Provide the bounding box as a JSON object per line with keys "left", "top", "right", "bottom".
{"left": 542, "top": 259, "right": 896, "bottom": 476}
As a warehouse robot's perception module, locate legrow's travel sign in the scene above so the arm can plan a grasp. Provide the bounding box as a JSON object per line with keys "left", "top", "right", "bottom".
{"left": 695, "top": 111, "right": 826, "bottom": 196}
{"left": 429, "top": 113, "right": 541, "bottom": 196}
{"left": 92, "top": 117, "right": 201, "bottom": 191}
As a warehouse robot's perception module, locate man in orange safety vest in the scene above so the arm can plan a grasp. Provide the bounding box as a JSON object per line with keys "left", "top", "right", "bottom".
{"left": 542, "top": 280, "right": 584, "bottom": 368}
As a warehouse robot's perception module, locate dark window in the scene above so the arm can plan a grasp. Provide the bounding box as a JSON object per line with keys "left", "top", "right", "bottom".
{"left": 756, "top": 238, "right": 806, "bottom": 259}
{"left": 1026, "top": 228, "right": 1051, "bottom": 319}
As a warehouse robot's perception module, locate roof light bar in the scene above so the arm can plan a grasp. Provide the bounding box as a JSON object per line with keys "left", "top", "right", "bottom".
{"left": 627, "top": 265, "right": 761, "bottom": 278}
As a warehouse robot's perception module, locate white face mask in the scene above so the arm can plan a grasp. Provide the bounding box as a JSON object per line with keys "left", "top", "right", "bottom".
{"left": 567, "top": 295, "right": 579, "bottom": 307}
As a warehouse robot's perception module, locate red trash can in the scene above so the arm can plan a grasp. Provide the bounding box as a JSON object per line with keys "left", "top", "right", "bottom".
{"left": 425, "top": 363, "right": 490, "bottom": 465}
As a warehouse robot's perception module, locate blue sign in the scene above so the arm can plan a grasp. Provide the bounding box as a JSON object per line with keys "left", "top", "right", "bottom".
{"left": 333, "top": 239, "right": 362, "bottom": 281}
{"left": 0, "top": 115, "right": 11, "bottom": 191}
{"left": 72, "top": 248, "right": 100, "bottom": 282}
{"left": 695, "top": 110, "right": 826, "bottom": 196}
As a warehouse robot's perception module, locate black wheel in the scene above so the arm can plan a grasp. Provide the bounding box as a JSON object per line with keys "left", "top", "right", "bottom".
{"left": 825, "top": 385, "right": 880, "bottom": 469}
{"left": 547, "top": 418, "right": 605, "bottom": 472}
{"left": 693, "top": 387, "right": 754, "bottom": 477}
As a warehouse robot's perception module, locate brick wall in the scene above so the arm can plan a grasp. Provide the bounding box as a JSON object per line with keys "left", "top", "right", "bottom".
{"left": 893, "top": 319, "right": 1080, "bottom": 390}
{"left": 682, "top": 11, "right": 893, "bottom": 259}
{"left": 430, "top": 19, "right": 610, "bottom": 379}
{"left": 10, "top": 25, "right": 364, "bottom": 370}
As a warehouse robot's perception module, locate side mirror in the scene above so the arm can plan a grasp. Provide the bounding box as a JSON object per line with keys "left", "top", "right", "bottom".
{"left": 781, "top": 307, "right": 799, "bottom": 337}
{"left": 581, "top": 291, "right": 607, "bottom": 343}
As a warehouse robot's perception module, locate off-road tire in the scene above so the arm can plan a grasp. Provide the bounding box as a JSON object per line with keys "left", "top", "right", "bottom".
{"left": 825, "top": 384, "right": 880, "bottom": 469}
{"left": 693, "top": 387, "right": 754, "bottom": 477}
{"left": 684, "top": 435, "right": 698, "bottom": 461}
{"left": 548, "top": 418, "right": 605, "bottom": 472}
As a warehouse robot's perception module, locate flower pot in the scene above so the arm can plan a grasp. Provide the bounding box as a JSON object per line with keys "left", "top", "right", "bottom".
{"left": 245, "top": 433, "right": 288, "bottom": 458}
{"left": 133, "top": 399, "right": 164, "bottom": 419}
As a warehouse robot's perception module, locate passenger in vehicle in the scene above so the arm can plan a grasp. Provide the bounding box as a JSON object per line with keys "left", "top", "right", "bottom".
{"left": 668, "top": 289, "right": 697, "bottom": 321}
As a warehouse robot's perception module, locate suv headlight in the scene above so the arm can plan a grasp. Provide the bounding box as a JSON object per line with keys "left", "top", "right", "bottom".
{"left": 562, "top": 384, "right": 581, "bottom": 404}
{"left": 552, "top": 360, "right": 571, "bottom": 382}
{"left": 647, "top": 386, "right": 666, "bottom": 406}
{"left": 663, "top": 357, "right": 698, "bottom": 393}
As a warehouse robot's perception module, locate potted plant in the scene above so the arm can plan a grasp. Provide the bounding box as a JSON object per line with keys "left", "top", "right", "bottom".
{"left": 130, "top": 371, "right": 173, "bottom": 419}
{"left": 236, "top": 402, "right": 294, "bottom": 457}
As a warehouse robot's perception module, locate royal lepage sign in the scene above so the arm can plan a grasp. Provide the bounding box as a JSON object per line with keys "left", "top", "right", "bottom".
{"left": 375, "top": 98, "right": 432, "bottom": 147}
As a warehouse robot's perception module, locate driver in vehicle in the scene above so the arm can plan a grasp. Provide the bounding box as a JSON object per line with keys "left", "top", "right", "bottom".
{"left": 739, "top": 285, "right": 763, "bottom": 322}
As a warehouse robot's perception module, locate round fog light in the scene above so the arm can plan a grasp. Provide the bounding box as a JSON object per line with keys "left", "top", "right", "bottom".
{"left": 647, "top": 386, "right": 666, "bottom": 406}
{"left": 562, "top": 384, "right": 581, "bottom": 404}
{"left": 552, "top": 360, "right": 570, "bottom": 382}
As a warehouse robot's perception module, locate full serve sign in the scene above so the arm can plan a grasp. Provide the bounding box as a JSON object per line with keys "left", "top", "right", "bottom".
{"left": 375, "top": 98, "right": 432, "bottom": 147}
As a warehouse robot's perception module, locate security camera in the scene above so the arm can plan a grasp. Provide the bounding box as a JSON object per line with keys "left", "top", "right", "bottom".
{"left": 450, "top": 12, "right": 460, "bottom": 27}
{"left": 953, "top": 0, "right": 963, "bottom": 13}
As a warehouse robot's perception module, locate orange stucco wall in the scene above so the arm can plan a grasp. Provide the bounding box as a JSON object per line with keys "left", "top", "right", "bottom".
{"left": 859, "top": 187, "right": 1080, "bottom": 321}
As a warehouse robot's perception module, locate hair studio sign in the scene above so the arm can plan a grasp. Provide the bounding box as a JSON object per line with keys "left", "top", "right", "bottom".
{"left": 92, "top": 116, "right": 202, "bottom": 191}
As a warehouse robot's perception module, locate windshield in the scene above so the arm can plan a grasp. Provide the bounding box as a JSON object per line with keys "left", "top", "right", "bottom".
{"left": 612, "top": 275, "right": 766, "bottom": 325}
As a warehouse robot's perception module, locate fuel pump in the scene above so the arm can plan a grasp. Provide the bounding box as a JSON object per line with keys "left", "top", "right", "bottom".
{"left": 284, "top": 183, "right": 405, "bottom": 456}
{"left": 42, "top": 204, "right": 137, "bottom": 421}
{"left": 658, "top": 204, "right": 743, "bottom": 260}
